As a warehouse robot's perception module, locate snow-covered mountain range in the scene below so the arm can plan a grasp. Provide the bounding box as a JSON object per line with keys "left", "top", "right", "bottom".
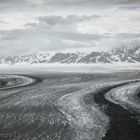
{"left": 1, "top": 46, "right": 140, "bottom": 64}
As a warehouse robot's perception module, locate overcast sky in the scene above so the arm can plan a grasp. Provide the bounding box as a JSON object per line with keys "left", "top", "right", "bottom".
{"left": 0, "top": 0, "right": 140, "bottom": 56}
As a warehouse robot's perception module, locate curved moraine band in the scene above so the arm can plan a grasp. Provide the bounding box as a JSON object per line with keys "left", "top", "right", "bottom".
{"left": 0, "top": 75, "right": 37, "bottom": 90}
{"left": 105, "top": 82, "right": 140, "bottom": 113}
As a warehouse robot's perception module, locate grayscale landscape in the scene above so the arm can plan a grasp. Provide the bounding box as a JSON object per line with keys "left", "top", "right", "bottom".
{"left": 0, "top": 0, "right": 140, "bottom": 139}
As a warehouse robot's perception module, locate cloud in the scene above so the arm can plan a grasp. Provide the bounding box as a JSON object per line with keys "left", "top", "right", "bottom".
{"left": 0, "top": 0, "right": 139, "bottom": 56}
{"left": 0, "top": 0, "right": 29, "bottom": 7}
{"left": 117, "top": 5, "right": 140, "bottom": 10}
{"left": 0, "top": 20, "right": 7, "bottom": 24}
{"left": 43, "top": 0, "right": 140, "bottom": 6}
{"left": 1, "top": 0, "right": 139, "bottom": 6}
{"left": 38, "top": 15, "right": 100, "bottom": 24}
{"left": 0, "top": 15, "right": 105, "bottom": 55}
{"left": 0, "top": 0, "right": 139, "bottom": 13}
{"left": 0, "top": 0, "right": 37, "bottom": 12}
{"left": 116, "top": 33, "right": 140, "bottom": 39}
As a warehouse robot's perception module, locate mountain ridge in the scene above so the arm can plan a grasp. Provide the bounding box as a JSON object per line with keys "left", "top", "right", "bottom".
{"left": 1, "top": 46, "right": 140, "bottom": 64}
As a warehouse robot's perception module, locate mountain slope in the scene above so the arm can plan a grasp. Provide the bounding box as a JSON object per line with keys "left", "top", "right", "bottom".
{"left": 1, "top": 46, "right": 140, "bottom": 64}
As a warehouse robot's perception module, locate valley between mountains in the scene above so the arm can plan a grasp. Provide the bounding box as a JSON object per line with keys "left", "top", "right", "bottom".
{"left": 0, "top": 66, "right": 140, "bottom": 140}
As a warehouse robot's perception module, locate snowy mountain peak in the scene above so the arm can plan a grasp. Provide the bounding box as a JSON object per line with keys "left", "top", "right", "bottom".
{"left": 1, "top": 47, "right": 140, "bottom": 64}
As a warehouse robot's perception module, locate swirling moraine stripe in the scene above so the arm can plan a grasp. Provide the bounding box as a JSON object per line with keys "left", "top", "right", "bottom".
{"left": 0, "top": 75, "right": 38, "bottom": 90}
